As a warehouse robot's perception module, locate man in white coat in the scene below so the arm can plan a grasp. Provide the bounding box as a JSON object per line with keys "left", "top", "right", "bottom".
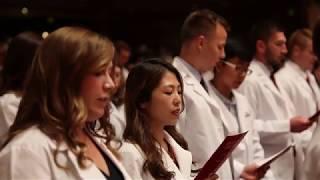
{"left": 209, "top": 37, "right": 275, "bottom": 180}
{"left": 238, "top": 21, "right": 312, "bottom": 180}
{"left": 172, "top": 9, "right": 233, "bottom": 179}
{"left": 276, "top": 28, "right": 319, "bottom": 155}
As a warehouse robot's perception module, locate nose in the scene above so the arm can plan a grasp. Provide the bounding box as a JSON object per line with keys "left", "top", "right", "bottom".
{"left": 173, "top": 94, "right": 182, "bottom": 106}
{"left": 282, "top": 45, "right": 288, "bottom": 55}
{"left": 104, "top": 74, "right": 115, "bottom": 91}
{"left": 221, "top": 48, "right": 226, "bottom": 60}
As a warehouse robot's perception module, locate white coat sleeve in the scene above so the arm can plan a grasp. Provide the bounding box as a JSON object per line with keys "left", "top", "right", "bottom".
{"left": 0, "top": 101, "right": 18, "bottom": 145}
{"left": 304, "top": 125, "right": 320, "bottom": 180}
{"left": 251, "top": 128, "right": 276, "bottom": 180}
{"left": 0, "top": 146, "right": 51, "bottom": 179}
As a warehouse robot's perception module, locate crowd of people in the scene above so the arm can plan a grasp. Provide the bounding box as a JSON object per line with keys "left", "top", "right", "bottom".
{"left": 0, "top": 8, "right": 320, "bottom": 180}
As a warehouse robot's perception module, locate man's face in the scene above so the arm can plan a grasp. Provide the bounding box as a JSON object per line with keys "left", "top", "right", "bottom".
{"left": 215, "top": 57, "right": 251, "bottom": 90}
{"left": 199, "top": 23, "right": 227, "bottom": 73}
{"left": 265, "top": 31, "right": 288, "bottom": 70}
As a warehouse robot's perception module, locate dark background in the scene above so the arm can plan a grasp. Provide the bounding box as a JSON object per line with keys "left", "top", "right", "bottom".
{"left": 0, "top": 0, "right": 318, "bottom": 57}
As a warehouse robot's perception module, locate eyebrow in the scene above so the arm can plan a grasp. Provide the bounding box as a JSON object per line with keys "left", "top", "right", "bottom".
{"left": 162, "top": 84, "right": 181, "bottom": 88}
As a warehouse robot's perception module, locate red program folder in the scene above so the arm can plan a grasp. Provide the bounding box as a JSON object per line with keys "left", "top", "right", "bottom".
{"left": 195, "top": 131, "right": 248, "bottom": 180}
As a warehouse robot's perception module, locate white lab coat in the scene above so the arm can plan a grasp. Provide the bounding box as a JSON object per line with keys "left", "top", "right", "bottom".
{"left": 304, "top": 122, "right": 320, "bottom": 180}
{"left": 0, "top": 93, "right": 21, "bottom": 145}
{"left": 110, "top": 103, "right": 126, "bottom": 139}
{"left": 276, "top": 61, "right": 320, "bottom": 119}
{"left": 208, "top": 85, "right": 275, "bottom": 180}
{"left": 276, "top": 61, "right": 320, "bottom": 179}
{"left": 0, "top": 126, "right": 131, "bottom": 180}
{"left": 276, "top": 61, "right": 320, "bottom": 148}
{"left": 119, "top": 131, "right": 192, "bottom": 180}
{"left": 173, "top": 57, "right": 233, "bottom": 179}
{"left": 238, "top": 60, "right": 295, "bottom": 180}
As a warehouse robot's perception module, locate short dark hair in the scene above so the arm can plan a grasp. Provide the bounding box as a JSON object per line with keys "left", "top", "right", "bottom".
{"left": 313, "top": 19, "right": 320, "bottom": 57}
{"left": 225, "top": 37, "right": 252, "bottom": 63}
{"left": 250, "top": 20, "right": 284, "bottom": 52}
{"left": 180, "top": 9, "right": 230, "bottom": 43}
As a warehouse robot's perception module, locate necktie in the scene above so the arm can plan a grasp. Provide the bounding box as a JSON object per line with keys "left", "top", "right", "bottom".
{"left": 270, "top": 73, "right": 278, "bottom": 89}
{"left": 200, "top": 78, "right": 208, "bottom": 93}
{"left": 306, "top": 75, "right": 319, "bottom": 110}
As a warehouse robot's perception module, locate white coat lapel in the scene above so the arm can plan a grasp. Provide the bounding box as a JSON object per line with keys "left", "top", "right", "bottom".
{"left": 233, "top": 92, "right": 251, "bottom": 161}
{"left": 251, "top": 61, "right": 288, "bottom": 108}
{"left": 92, "top": 137, "right": 132, "bottom": 180}
{"left": 207, "top": 86, "right": 239, "bottom": 134}
{"left": 164, "top": 132, "right": 192, "bottom": 178}
{"left": 234, "top": 91, "right": 251, "bottom": 132}
{"left": 308, "top": 72, "right": 320, "bottom": 108}
{"left": 48, "top": 141, "right": 105, "bottom": 180}
{"left": 173, "top": 57, "right": 223, "bottom": 118}
{"left": 285, "top": 61, "right": 313, "bottom": 96}
{"left": 49, "top": 136, "right": 131, "bottom": 180}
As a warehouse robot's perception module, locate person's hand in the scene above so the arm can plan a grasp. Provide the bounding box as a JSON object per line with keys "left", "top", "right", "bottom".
{"left": 256, "top": 165, "right": 270, "bottom": 179}
{"left": 204, "top": 173, "right": 219, "bottom": 180}
{"left": 290, "top": 116, "right": 312, "bottom": 132}
{"left": 240, "top": 163, "right": 269, "bottom": 180}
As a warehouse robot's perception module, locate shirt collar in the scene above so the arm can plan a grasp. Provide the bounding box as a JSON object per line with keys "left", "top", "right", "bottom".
{"left": 176, "top": 56, "right": 202, "bottom": 82}
{"left": 287, "top": 60, "right": 308, "bottom": 79}
{"left": 252, "top": 58, "right": 272, "bottom": 77}
{"left": 211, "top": 85, "right": 236, "bottom": 106}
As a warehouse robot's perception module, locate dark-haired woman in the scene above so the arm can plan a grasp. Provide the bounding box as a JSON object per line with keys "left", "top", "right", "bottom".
{"left": 119, "top": 59, "right": 192, "bottom": 180}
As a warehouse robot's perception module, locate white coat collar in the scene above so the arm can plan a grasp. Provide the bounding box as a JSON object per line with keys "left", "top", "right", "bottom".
{"left": 250, "top": 60, "right": 284, "bottom": 100}
{"left": 283, "top": 60, "right": 312, "bottom": 93}
{"left": 173, "top": 57, "right": 222, "bottom": 112}
{"left": 251, "top": 59, "right": 272, "bottom": 77}
{"left": 207, "top": 84, "right": 239, "bottom": 134}
{"left": 48, "top": 133, "right": 131, "bottom": 180}
{"left": 163, "top": 131, "right": 192, "bottom": 178}
{"left": 285, "top": 60, "right": 307, "bottom": 79}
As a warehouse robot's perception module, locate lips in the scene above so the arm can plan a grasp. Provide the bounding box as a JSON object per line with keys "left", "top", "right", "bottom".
{"left": 172, "top": 109, "right": 181, "bottom": 116}
{"left": 97, "top": 97, "right": 109, "bottom": 104}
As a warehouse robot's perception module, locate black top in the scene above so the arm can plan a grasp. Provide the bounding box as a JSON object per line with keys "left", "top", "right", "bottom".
{"left": 90, "top": 135, "right": 125, "bottom": 180}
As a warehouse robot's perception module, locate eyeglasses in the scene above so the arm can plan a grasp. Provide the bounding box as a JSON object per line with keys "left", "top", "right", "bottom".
{"left": 223, "top": 61, "right": 252, "bottom": 76}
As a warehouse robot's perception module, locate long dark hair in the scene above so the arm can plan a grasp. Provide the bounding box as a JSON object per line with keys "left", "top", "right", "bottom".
{"left": 0, "top": 32, "right": 42, "bottom": 95}
{"left": 123, "top": 58, "right": 188, "bottom": 180}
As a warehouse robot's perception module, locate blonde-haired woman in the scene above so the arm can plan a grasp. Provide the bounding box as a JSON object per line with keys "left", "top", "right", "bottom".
{"left": 0, "top": 27, "right": 131, "bottom": 180}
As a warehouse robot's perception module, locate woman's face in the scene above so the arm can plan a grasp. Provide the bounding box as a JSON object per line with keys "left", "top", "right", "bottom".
{"left": 80, "top": 62, "right": 115, "bottom": 122}
{"left": 143, "top": 71, "right": 182, "bottom": 128}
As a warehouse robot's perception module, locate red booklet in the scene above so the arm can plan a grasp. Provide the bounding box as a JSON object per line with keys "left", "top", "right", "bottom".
{"left": 309, "top": 110, "right": 320, "bottom": 122}
{"left": 256, "top": 144, "right": 294, "bottom": 170}
{"left": 195, "top": 131, "right": 248, "bottom": 180}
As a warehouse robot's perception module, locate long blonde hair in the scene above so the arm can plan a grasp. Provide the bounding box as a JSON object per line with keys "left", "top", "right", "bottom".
{"left": 2, "top": 27, "right": 116, "bottom": 169}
